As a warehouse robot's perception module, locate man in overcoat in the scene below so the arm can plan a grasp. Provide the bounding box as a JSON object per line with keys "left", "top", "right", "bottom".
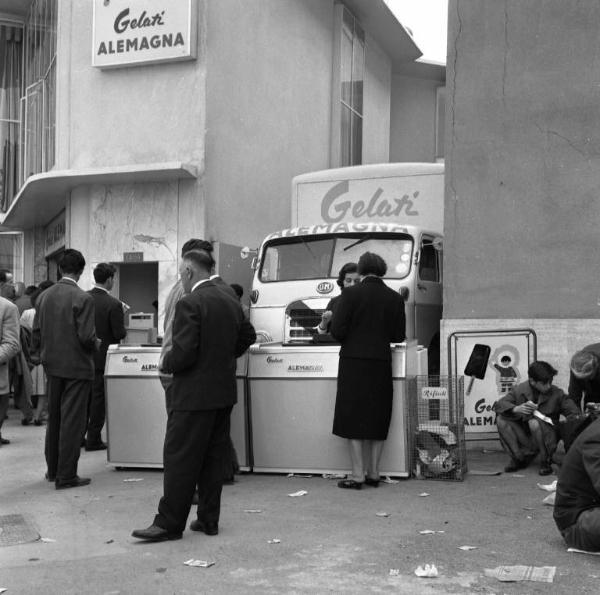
{"left": 132, "top": 249, "right": 255, "bottom": 541}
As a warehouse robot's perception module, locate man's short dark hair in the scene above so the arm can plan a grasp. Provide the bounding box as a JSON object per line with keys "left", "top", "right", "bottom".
{"left": 336, "top": 262, "right": 358, "bottom": 288}
{"left": 528, "top": 361, "right": 558, "bottom": 383}
{"left": 25, "top": 285, "right": 37, "bottom": 296}
{"left": 58, "top": 249, "right": 86, "bottom": 275}
{"left": 184, "top": 249, "right": 215, "bottom": 273}
{"left": 93, "top": 263, "right": 116, "bottom": 284}
{"left": 230, "top": 283, "right": 243, "bottom": 298}
{"left": 38, "top": 280, "right": 54, "bottom": 291}
{"left": 31, "top": 281, "right": 54, "bottom": 307}
{"left": 357, "top": 252, "right": 387, "bottom": 277}
{"left": 181, "top": 238, "right": 213, "bottom": 257}
{"left": 0, "top": 271, "right": 7, "bottom": 283}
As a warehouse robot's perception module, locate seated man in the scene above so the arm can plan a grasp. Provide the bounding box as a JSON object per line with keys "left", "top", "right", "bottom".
{"left": 554, "top": 417, "right": 600, "bottom": 552}
{"left": 568, "top": 344, "right": 600, "bottom": 410}
{"left": 493, "top": 361, "right": 579, "bottom": 475}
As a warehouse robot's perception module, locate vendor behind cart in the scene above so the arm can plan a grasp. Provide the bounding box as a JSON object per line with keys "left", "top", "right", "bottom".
{"left": 493, "top": 361, "right": 580, "bottom": 476}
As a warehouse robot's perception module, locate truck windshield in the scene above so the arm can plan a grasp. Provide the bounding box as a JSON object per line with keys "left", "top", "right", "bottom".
{"left": 259, "top": 234, "right": 414, "bottom": 282}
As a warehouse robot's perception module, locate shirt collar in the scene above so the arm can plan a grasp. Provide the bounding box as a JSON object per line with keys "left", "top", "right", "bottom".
{"left": 93, "top": 284, "right": 110, "bottom": 294}
{"left": 191, "top": 278, "right": 211, "bottom": 292}
{"left": 61, "top": 277, "right": 78, "bottom": 285}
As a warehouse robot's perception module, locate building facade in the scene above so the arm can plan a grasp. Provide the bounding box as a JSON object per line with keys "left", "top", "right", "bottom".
{"left": 0, "top": 0, "right": 442, "bottom": 328}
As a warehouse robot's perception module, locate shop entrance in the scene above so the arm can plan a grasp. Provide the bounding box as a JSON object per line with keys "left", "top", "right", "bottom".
{"left": 112, "top": 262, "right": 159, "bottom": 323}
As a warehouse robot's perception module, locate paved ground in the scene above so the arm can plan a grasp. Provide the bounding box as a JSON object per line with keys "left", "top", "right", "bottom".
{"left": 1, "top": 408, "right": 599, "bottom": 594}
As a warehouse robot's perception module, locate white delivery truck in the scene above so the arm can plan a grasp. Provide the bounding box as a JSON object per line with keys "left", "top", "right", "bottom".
{"left": 248, "top": 162, "right": 444, "bottom": 372}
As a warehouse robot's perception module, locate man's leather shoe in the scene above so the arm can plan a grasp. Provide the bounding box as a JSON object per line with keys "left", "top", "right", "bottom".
{"left": 132, "top": 524, "right": 183, "bottom": 542}
{"left": 337, "top": 479, "right": 363, "bottom": 490}
{"left": 85, "top": 442, "right": 107, "bottom": 451}
{"left": 0, "top": 436, "right": 9, "bottom": 445}
{"left": 55, "top": 476, "right": 91, "bottom": 490}
{"left": 189, "top": 519, "right": 218, "bottom": 536}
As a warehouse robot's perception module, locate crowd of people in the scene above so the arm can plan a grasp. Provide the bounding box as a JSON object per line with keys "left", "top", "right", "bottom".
{"left": 3, "top": 246, "right": 600, "bottom": 552}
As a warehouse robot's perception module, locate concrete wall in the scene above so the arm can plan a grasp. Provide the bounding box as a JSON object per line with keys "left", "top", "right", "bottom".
{"left": 390, "top": 73, "right": 442, "bottom": 163}
{"left": 204, "top": 0, "right": 335, "bottom": 248}
{"left": 445, "top": 0, "right": 600, "bottom": 320}
{"left": 56, "top": 1, "right": 207, "bottom": 172}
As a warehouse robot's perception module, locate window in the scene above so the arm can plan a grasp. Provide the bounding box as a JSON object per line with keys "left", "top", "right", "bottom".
{"left": 0, "top": 231, "right": 23, "bottom": 281}
{"left": 339, "top": 8, "right": 364, "bottom": 167}
{"left": 22, "top": 0, "right": 57, "bottom": 185}
{"left": 0, "top": 24, "right": 23, "bottom": 212}
{"left": 418, "top": 239, "right": 440, "bottom": 283}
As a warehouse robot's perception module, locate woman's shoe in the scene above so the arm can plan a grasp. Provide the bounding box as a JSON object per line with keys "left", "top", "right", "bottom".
{"left": 337, "top": 479, "right": 363, "bottom": 490}
{"left": 364, "top": 477, "right": 380, "bottom": 487}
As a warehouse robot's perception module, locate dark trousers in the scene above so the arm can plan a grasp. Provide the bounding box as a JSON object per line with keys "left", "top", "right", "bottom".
{"left": 561, "top": 507, "right": 600, "bottom": 551}
{"left": 154, "top": 406, "right": 232, "bottom": 533}
{"left": 86, "top": 372, "right": 105, "bottom": 445}
{"left": 45, "top": 375, "right": 91, "bottom": 481}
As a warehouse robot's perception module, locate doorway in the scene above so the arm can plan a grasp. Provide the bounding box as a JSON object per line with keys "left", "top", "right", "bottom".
{"left": 112, "top": 262, "right": 159, "bottom": 324}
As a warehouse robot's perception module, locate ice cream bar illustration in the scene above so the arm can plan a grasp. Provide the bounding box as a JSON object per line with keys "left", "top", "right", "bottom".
{"left": 464, "top": 344, "right": 491, "bottom": 395}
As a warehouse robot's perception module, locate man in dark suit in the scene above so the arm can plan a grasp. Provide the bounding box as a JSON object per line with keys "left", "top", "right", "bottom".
{"left": 85, "top": 263, "right": 126, "bottom": 450}
{"left": 554, "top": 417, "right": 600, "bottom": 551}
{"left": 132, "top": 249, "right": 256, "bottom": 542}
{"left": 32, "top": 249, "right": 98, "bottom": 489}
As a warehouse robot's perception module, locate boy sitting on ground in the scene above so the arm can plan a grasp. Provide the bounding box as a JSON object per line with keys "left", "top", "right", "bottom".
{"left": 493, "top": 361, "right": 579, "bottom": 475}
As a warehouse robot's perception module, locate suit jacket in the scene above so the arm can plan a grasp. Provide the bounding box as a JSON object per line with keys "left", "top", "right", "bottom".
{"left": 493, "top": 380, "right": 580, "bottom": 425}
{"left": 0, "top": 296, "right": 20, "bottom": 394}
{"left": 87, "top": 287, "right": 127, "bottom": 371}
{"left": 32, "top": 278, "right": 97, "bottom": 380}
{"left": 554, "top": 418, "right": 600, "bottom": 531}
{"left": 330, "top": 276, "right": 406, "bottom": 361}
{"left": 162, "top": 279, "right": 256, "bottom": 411}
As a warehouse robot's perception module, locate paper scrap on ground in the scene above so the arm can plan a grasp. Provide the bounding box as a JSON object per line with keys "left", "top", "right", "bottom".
{"left": 288, "top": 490, "right": 308, "bottom": 497}
{"left": 568, "top": 547, "right": 600, "bottom": 556}
{"left": 419, "top": 530, "right": 445, "bottom": 535}
{"left": 40, "top": 537, "right": 56, "bottom": 543}
{"left": 267, "top": 538, "right": 281, "bottom": 544}
{"left": 533, "top": 410, "right": 554, "bottom": 425}
{"left": 322, "top": 473, "right": 346, "bottom": 480}
{"left": 287, "top": 473, "right": 312, "bottom": 478}
{"left": 419, "top": 493, "right": 430, "bottom": 497}
{"left": 0, "top": 589, "right": 7, "bottom": 593}
{"left": 183, "top": 559, "right": 215, "bottom": 568}
{"left": 510, "top": 474, "right": 525, "bottom": 478}
{"left": 484, "top": 565, "right": 556, "bottom": 583}
{"left": 243, "top": 509, "right": 263, "bottom": 513}
{"left": 457, "top": 545, "right": 477, "bottom": 550}
{"left": 543, "top": 492, "right": 556, "bottom": 506}
{"left": 382, "top": 476, "right": 399, "bottom": 484}
{"left": 537, "top": 480, "right": 557, "bottom": 492}
{"left": 389, "top": 569, "right": 401, "bottom": 576}
{"left": 123, "top": 478, "right": 144, "bottom": 482}
{"left": 375, "top": 512, "right": 390, "bottom": 517}
{"left": 415, "top": 564, "right": 438, "bottom": 578}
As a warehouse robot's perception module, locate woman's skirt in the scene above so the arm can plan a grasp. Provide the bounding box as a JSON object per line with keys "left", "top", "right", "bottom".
{"left": 332, "top": 356, "right": 393, "bottom": 440}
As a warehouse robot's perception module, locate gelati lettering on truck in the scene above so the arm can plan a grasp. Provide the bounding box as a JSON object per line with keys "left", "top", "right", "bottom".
{"left": 248, "top": 163, "right": 444, "bottom": 374}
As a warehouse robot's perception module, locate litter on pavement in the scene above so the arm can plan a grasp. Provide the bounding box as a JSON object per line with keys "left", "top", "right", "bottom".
{"left": 568, "top": 548, "right": 600, "bottom": 556}
{"left": 414, "top": 563, "right": 438, "bottom": 577}
{"left": 542, "top": 492, "right": 556, "bottom": 506}
{"left": 419, "top": 530, "right": 445, "bottom": 535}
{"left": 267, "top": 538, "right": 281, "bottom": 544}
{"left": 39, "top": 537, "right": 56, "bottom": 543}
{"left": 288, "top": 490, "right": 308, "bottom": 497}
{"left": 537, "top": 480, "right": 557, "bottom": 492}
{"left": 183, "top": 559, "right": 215, "bottom": 568}
{"left": 484, "top": 565, "right": 556, "bottom": 583}
{"left": 123, "top": 478, "right": 144, "bottom": 482}
{"left": 287, "top": 473, "right": 312, "bottom": 478}
{"left": 322, "top": 473, "right": 346, "bottom": 480}
{"left": 389, "top": 569, "right": 401, "bottom": 576}
{"left": 418, "top": 493, "right": 430, "bottom": 497}
{"left": 457, "top": 545, "right": 477, "bottom": 550}
{"left": 375, "top": 512, "right": 390, "bottom": 517}
{"left": 243, "top": 509, "right": 263, "bottom": 513}
{"left": 382, "top": 476, "right": 399, "bottom": 484}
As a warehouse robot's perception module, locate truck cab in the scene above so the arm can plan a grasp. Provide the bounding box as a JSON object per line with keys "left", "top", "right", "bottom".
{"left": 249, "top": 222, "right": 442, "bottom": 366}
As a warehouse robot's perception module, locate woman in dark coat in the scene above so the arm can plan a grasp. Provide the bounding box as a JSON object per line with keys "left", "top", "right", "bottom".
{"left": 330, "top": 252, "right": 406, "bottom": 489}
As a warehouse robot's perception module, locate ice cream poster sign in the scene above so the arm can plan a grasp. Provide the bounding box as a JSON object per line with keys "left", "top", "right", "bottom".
{"left": 93, "top": 0, "right": 197, "bottom": 69}
{"left": 448, "top": 330, "right": 536, "bottom": 435}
